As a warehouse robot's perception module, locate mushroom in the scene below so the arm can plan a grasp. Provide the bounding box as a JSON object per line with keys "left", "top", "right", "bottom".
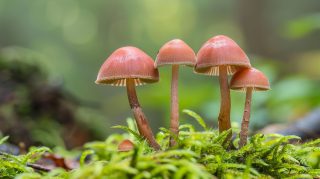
{"left": 96, "top": 46, "right": 161, "bottom": 150}
{"left": 118, "top": 139, "right": 135, "bottom": 152}
{"left": 194, "top": 35, "right": 251, "bottom": 135}
{"left": 155, "top": 39, "right": 196, "bottom": 146}
{"left": 230, "top": 67, "right": 270, "bottom": 147}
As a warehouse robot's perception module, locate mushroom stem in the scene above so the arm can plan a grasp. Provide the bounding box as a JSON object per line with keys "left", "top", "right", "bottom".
{"left": 126, "top": 79, "right": 160, "bottom": 150}
{"left": 169, "top": 65, "right": 179, "bottom": 147}
{"left": 218, "top": 65, "right": 232, "bottom": 133}
{"left": 239, "top": 87, "right": 253, "bottom": 148}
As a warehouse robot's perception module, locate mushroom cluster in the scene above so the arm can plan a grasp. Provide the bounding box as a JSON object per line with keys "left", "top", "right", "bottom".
{"left": 96, "top": 35, "right": 270, "bottom": 150}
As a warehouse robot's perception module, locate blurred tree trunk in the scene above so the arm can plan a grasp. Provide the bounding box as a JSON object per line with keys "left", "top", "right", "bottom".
{"left": 237, "top": 0, "right": 320, "bottom": 62}
{"left": 237, "top": 0, "right": 274, "bottom": 56}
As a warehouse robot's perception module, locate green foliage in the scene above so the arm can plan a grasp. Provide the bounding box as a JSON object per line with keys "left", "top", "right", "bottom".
{"left": 112, "top": 125, "right": 144, "bottom": 142}
{"left": 0, "top": 136, "right": 51, "bottom": 178}
{"left": 1, "top": 112, "right": 320, "bottom": 178}
{"left": 0, "top": 136, "right": 9, "bottom": 145}
{"left": 285, "top": 13, "right": 320, "bottom": 39}
{"left": 183, "top": 109, "right": 208, "bottom": 131}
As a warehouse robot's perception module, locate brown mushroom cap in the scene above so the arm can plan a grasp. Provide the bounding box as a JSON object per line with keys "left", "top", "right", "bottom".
{"left": 95, "top": 46, "right": 159, "bottom": 86}
{"left": 230, "top": 67, "right": 270, "bottom": 91}
{"left": 195, "top": 35, "right": 251, "bottom": 76}
{"left": 118, "top": 139, "right": 134, "bottom": 152}
{"left": 155, "top": 39, "right": 196, "bottom": 67}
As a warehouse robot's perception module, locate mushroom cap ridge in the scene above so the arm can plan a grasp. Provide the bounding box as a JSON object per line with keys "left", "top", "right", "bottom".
{"left": 195, "top": 35, "right": 251, "bottom": 76}
{"left": 230, "top": 67, "right": 270, "bottom": 92}
{"left": 96, "top": 46, "right": 159, "bottom": 86}
{"left": 155, "top": 39, "right": 196, "bottom": 67}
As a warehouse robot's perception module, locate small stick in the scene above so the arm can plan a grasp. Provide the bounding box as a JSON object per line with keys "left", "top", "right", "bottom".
{"left": 0, "top": 151, "right": 51, "bottom": 172}
{"left": 27, "top": 163, "right": 51, "bottom": 172}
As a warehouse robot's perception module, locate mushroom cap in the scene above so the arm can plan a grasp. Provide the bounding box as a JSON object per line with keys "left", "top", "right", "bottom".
{"left": 230, "top": 67, "right": 270, "bottom": 92}
{"left": 95, "top": 46, "right": 159, "bottom": 86}
{"left": 155, "top": 39, "right": 196, "bottom": 67}
{"left": 194, "top": 35, "right": 251, "bottom": 76}
{"left": 118, "top": 139, "right": 134, "bottom": 152}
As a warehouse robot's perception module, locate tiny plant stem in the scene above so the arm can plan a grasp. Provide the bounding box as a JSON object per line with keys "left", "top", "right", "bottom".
{"left": 239, "top": 87, "right": 253, "bottom": 148}
{"left": 169, "top": 65, "right": 179, "bottom": 147}
{"left": 126, "top": 79, "right": 160, "bottom": 150}
{"left": 218, "top": 65, "right": 232, "bottom": 133}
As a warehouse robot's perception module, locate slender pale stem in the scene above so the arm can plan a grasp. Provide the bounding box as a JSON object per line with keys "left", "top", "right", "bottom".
{"left": 218, "top": 66, "right": 232, "bottom": 134}
{"left": 239, "top": 87, "right": 253, "bottom": 148}
{"left": 169, "top": 65, "right": 179, "bottom": 147}
{"left": 126, "top": 79, "right": 160, "bottom": 150}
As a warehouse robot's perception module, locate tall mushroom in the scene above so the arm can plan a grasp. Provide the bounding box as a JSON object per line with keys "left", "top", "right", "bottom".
{"left": 155, "top": 39, "right": 196, "bottom": 146}
{"left": 96, "top": 46, "right": 161, "bottom": 150}
{"left": 194, "top": 35, "right": 251, "bottom": 135}
{"left": 230, "top": 67, "right": 270, "bottom": 148}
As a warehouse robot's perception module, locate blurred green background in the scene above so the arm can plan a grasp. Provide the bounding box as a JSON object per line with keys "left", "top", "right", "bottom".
{"left": 0, "top": 0, "right": 319, "bottom": 148}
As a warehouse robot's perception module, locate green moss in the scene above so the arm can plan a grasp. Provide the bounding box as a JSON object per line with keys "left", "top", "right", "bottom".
{"left": 1, "top": 111, "right": 320, "bottom": 178}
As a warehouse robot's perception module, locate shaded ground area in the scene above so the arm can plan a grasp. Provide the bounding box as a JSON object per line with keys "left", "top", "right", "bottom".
{"left": 0, "top": 58, "right": 102, "bottom": 148}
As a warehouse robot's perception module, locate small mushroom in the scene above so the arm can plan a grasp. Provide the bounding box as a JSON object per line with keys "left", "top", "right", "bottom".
{"left": 194, "top": 35, "right": 251, "bottom": 135}
{"left": 230, "top": 67, "right": 270, "bottom": 148}
{"left": 96, "top": 46, "right": 160, "bottom": 150}
{"left": 118, "top": 139, "right": 135, "bottom": 152}
{"left": 155, "top": 39, "right": 196, "bottom": 147}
